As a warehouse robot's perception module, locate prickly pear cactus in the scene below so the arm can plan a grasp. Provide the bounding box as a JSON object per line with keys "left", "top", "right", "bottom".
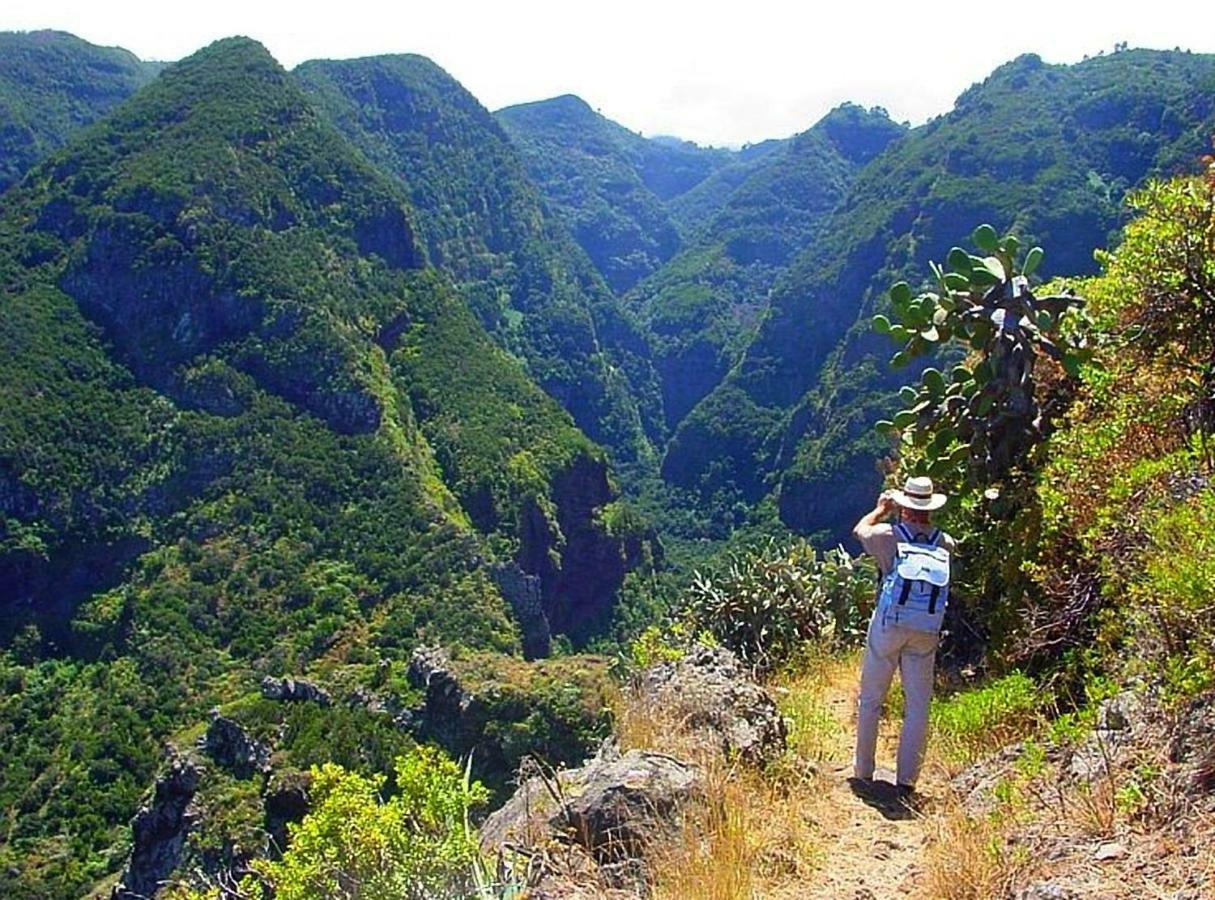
{"left": 872, "top": 224, "right": 1094, "bottom": 487}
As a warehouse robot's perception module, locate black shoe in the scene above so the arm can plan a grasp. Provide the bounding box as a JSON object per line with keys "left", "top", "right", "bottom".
{"left": 847, "top": 776, "right": 877, "bottom": 798}
{"left": 895, "top": 783, "right": 922, "bottom": 811}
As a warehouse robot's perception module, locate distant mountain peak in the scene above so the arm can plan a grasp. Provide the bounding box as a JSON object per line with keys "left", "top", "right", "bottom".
{"left": 495, "top": 93, "right": 600, "bottom": 127}
{"left": 814, "top": 102, "right": 907, "bottom": 165}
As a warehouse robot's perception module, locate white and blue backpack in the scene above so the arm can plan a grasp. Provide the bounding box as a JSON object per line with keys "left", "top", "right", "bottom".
{"left": 877, "top": 523, "right": 951, "bottom": 634}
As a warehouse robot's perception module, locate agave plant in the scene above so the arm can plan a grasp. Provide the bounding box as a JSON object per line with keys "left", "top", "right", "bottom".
{"left": 873, "top": 224, "right": 1094, "bottom": 487}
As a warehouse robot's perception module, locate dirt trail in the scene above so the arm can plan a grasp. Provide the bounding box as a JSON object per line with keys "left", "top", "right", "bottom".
{"left": 786, "top": 658, "right": 943, "bottom": 900}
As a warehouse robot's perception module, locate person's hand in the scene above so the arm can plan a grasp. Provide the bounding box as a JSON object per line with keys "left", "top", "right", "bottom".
{"left": 877, "top": 491, "right": 898, "bottom": 517}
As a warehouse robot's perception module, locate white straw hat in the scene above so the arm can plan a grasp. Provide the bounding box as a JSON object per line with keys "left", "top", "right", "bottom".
{"left": 891, "top": 475, "right": 947, "bottom": 511}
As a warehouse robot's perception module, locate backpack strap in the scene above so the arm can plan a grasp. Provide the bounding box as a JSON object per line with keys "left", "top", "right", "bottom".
{"left": 895, "top": 523, "right": 914, "bottom": 543}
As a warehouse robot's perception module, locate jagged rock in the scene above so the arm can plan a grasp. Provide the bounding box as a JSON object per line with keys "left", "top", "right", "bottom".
{"left": 264, "top": 769, "right": 312, "bottom": 853}
{"left": 490, "top": 562, "right": 552, "bottom": 660}
{"left": 111, "top": 752, "right": 201, "bottom": 900}
{"left": 260, "top": 675, "right": 331, "bottom": 706}
{"left": 407, "top": 645, "right": 483, "bottom": 751}
{"left": 481, "top": 742, "right": 700, "bottom": 879}
{"left": 639, "top": 645, "right": 787, "bottom": 765}
{"left": 1167, "top": 690, "right": 1215, "bottom": 795}
{"left": 201, "top": 711, "right": 270, "bottom": 778}
{"left": 1097, "top": 690, "right": 1143, "bottom": 731}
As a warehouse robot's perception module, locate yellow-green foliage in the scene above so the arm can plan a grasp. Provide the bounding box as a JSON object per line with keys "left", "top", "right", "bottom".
{"left": 1130, "top": 491, "right": 1215, "bottom": 698}
{"left": 254, "top": 747, "right": 488, "bottom": 900}
{"left": 930, "top": 672, "right": 1042, "bottom": 765}
{"left": 628, "top": 624, "right": 689, "bottom": 668}
{"left": 1019, "top": 169, "right": 1215, "bottom": 691}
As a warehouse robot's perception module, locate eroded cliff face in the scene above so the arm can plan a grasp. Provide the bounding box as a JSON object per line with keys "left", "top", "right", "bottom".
{"left": 111, "top": 753, "right": 201, "bottom": 900}
{"left": 517, "top": 453, "right": 638, "bottom": 646}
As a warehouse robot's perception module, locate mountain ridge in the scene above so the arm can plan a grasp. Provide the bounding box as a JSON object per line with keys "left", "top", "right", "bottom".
{"left": 665, "top": 48, "right": 1215, "bottom": 540}
{"left": 294, "top": 53, "right": 664, "bottom": 462}
{"left": 0, "top": 37, "right": 642, "bottom": 897}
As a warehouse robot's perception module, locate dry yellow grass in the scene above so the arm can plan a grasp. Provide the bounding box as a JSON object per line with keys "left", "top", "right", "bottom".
{"left": 920, "top": 796, "right": 1031, "bottom": 900}
{"left": 617, "top": 688, "right": 824, "bottom": 899}
{"left": 620, "top": 650, "right": 1211, "bottom": 898}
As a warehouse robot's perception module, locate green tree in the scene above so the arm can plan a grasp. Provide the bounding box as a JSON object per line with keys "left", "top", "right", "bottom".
{"left": 253, "top": 747, "right": 489, "bottom": 900}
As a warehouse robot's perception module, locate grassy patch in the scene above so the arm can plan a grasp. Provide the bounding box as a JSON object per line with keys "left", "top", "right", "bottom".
{"left": 930, "top": 672, "right": 1043, "bottom": 768}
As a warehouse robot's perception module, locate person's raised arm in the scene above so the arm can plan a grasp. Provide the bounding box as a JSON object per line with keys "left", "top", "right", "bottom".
{"left": 854, "top": 491, "right": 897, "bottom": 540}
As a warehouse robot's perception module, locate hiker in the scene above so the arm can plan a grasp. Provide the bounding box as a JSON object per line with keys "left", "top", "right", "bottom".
{"left": 852, "top": 476, "right": 956, "bottom": 798}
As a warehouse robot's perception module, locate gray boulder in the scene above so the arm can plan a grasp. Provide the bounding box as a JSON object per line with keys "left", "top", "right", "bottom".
{"left": 639, "top": 645, "right": 787, "bottom": 765}
{"left": 482, "top": 742, "right": 700, "bottom": 877}
{"left": 563, "top": 749, "right": 700, "bottom": 859}
{"left": 260, "top": 675, "right": 331, "bottom": 706}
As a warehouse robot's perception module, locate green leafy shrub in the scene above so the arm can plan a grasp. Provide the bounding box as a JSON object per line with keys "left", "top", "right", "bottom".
{"left": 253, "top": 747, "right": 488, "bottom": 900}
{"left": 680, "top": 540, "right": 877, "bottom": 672}
{"left": 1130, "top": 491, "right": 1215, "bottom": 699}
{"left": 930, "top": 672, "right": 1043, "bottom": 764}
{"left": 1014, "top": 169, "right": 1215, "bottom": 680}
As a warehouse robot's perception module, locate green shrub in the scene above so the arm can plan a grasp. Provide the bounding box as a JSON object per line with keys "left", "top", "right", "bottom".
{"left": 930, "top": 672, "right": 1043, "bottom": 764}
{"left": 680, "top": 540, "right": 876, "bottom": 673}
{"left": 253, "top": 747, "right": 488, "bottom": 900}
{"left": 1130, "top": 491, "right": 1215, "bottom": 699}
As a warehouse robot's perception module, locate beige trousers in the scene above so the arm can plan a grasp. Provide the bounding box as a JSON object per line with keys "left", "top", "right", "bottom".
{"left": 853, "top": 608, "right": 938, "bottom": 787}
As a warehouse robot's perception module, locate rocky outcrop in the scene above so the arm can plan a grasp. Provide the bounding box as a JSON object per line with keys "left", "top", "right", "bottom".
{"left": 1065, "top": 691, "right": 1144, "bottom": 782}
{"left": 407, "top": 645, "right": 482, "bottom": 753}
{"left": 1169, "top": 690, "right": 1215, "bottom": 797}
{"left": 201, "top": 711, "right": 271, "bottom": 779}
{"left": 639, "top": 645, "right": 787, "bottom": 765}
{"left": 563, "top": 750, "right": 700, "bottom": 858}
{"left": 261, "top": 675, "right": 332, "bottom": 706}
{"left": 481, "top": 742, "right": 700, "bottom": 891}
{"left": 489, "top": 562, "right": 552, "bottom": 660}
{"left": 405, "top": 646, "right": 614, "bottom": 797}
{"left": 264, "top": 769, "right": 312, "bottom": 852}
{"left": 111, "top": 752, "right": 201, "bottom": 900}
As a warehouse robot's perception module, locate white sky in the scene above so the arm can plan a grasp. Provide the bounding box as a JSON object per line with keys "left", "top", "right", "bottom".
{"left": 3, "top": 0, "right": 1214, "bottom": 147}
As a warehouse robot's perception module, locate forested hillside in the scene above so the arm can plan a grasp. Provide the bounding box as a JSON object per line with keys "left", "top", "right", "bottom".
{"left": 0, "top": 38, "right": 639, "bottom": 898}
{"left": 628, "top": 103, "right": 906, "bottom": 428}
{"left": 294, "top": 55, "right": 663, "bottom": 461}
{"left": 495, "top": 95, "right": 721, "bottom": 292}
{"left": 665, "top": 49, "right": 1215, "bottom": 541}
{"left": 0, "top": 30, "right": 161, "bottom": 193}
